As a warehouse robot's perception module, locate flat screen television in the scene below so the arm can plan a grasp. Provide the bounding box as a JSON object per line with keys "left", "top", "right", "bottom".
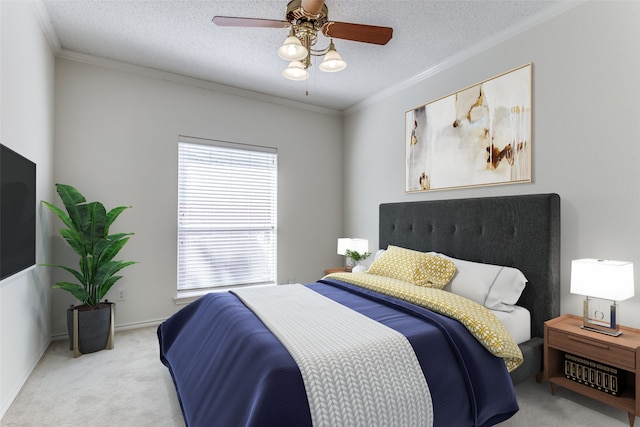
{"left": 1, "top": 144, "right": 36, "bottom": 280}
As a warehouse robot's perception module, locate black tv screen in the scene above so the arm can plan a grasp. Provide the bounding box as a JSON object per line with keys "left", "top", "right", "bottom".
{"left": 1, "top": 144, "right": 36, "bottom": 280}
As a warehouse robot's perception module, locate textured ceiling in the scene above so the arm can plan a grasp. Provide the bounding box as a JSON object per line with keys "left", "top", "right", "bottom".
{"left": 40, "top": 0, "right": 570, "bottom": 111}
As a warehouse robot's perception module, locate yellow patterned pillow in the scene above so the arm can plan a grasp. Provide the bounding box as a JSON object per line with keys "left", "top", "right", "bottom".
{"left": 367, "top": 245, "right": 456, "bottom": 289}
{"left": 415, "top": 253, "right": 457, "bottom": 288}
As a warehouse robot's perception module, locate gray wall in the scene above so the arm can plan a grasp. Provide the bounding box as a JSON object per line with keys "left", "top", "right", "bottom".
{"left": 0, "top": 0, "right": 55, "bottom": 417}
{"left": 51, "top": 58, "right": 344, "bottom": 335}
{"left": 342, "top": 1, "right": 640, "bottom": 327}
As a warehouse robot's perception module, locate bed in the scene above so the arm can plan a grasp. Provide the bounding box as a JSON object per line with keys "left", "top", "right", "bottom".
{"left": 158, "top": 193, "right": 561, "bottom": 427}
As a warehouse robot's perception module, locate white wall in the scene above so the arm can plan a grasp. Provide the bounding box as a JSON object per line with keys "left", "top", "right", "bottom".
{"left": 51, "top": 59, "right": 344, "bottom": 335}
{"left": 343, "top": 1, "right": 640, "bottom": 327}
{"left": 0, "top": 0, "right": 55, "bottom": 418}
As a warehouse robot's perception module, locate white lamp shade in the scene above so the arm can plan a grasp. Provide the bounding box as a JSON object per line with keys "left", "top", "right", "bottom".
{"left": 337, "top": 238, "right": 369, "bottom": 255}
{"left": 570, "top": 258, "right": 635, "bottom": 301}
{"left": 337, "top": 238, "right": 349, "bottom": 255}
{"left": 277, "top": 36, "right": 308, "bottom": 61}
{"left": 319, "top": 49, "right": 346, "bottom": 72}
{"left": 282, "top": 61, "right": 309, "bottom": 81}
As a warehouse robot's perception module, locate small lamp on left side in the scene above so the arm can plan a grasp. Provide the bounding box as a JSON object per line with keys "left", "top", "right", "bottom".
{"left": 337, "top": 238, "right": 369, "bottom": 272}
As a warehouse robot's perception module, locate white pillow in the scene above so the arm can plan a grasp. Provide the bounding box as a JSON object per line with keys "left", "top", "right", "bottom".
{"left": 437, "top": 254, "right": 527, "bottom": 312}
{"left": 373, "top": 249, "right": 386, "bottom": 260}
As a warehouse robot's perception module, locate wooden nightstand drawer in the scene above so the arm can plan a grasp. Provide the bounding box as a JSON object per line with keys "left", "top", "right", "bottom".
{"left": 548, "top": 329, "right": 636, "bottom": 371}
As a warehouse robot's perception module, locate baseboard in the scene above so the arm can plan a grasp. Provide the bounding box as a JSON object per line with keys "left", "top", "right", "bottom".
{"left": 50, "top": 318, "right": 167, "bottom": 341}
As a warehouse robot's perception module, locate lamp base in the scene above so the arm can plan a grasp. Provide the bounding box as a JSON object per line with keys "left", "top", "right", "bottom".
{"left": 582, "top": 298, "right": 622, "bottom": 337}
{"left": 580, "top": 324, "right": 623, "bottom": 337}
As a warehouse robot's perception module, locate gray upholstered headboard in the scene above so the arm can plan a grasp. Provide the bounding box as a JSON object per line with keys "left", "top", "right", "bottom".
{"left": 379, "top": 193, "right": 560, "bottom": 339}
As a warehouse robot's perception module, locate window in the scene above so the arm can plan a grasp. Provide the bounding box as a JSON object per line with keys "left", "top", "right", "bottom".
{"left": 177, "top": 136, "right": 277, "bottom": 292}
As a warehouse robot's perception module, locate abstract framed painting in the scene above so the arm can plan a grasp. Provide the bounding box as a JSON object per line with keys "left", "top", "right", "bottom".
{"left": 405, "top": 63, "right": 532, "bottom": 192}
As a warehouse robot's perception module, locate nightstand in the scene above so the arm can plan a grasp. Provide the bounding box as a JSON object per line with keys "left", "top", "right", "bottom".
{"left": 544, "top": 314, "right": 640, "bottom": 426}
{"left": 324, "top": 267, "right": 350, "bottom": 275}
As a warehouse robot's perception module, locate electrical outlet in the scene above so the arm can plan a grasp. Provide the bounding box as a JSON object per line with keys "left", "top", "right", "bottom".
{"left": 116, "top": 288, "right": 127, "bottom": 301}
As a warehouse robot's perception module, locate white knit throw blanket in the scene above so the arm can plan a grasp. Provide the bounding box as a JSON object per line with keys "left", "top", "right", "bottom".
{"left": 233, "top": 285, "right": 433, "bottom": 427}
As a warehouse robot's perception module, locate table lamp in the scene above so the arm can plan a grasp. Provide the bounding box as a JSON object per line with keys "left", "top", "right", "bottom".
{"left": 570, "top": 258, "right": 634, "bottom": 337}
{"left": 337, "top": 238, "right": 369, "bottom": 271}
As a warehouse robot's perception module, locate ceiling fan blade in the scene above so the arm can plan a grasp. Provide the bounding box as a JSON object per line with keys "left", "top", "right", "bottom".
{"left": 212, "top": 16, "right": 290, "bottom": 29}
{"left": 301, "top": 0, "right": 325, "bottom": 17}
{"left": 322, "top": 22, "right": 393, "bottom": 45}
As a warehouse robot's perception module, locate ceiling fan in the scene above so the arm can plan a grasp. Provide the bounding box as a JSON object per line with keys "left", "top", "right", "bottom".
{"left": 212, "top": 0, "right": 393, "bottom": 81}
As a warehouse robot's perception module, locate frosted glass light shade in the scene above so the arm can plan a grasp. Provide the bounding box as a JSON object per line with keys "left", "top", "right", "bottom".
{"left": 277, "top": 36, "right": 308, "bottom": 61}
{"left": 570, "top": 258, "right": 635, "bottom": 301}
{"left": 282, "top": 61, "right": 308, "bottom": 81}
{"left": 319, "top": 49, "right": 346, "bottom": 72}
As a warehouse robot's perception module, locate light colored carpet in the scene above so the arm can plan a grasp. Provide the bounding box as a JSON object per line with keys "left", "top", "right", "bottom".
{"left": 1, "top": 327, "right": 184, "bottom": 427}
{"left": 1, "top": 325, "right": 633, "bottom": 426}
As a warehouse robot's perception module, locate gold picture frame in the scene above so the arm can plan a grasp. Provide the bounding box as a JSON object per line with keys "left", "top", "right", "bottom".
{"left": 405, "top": 64, "right": 532, "bottom": 192}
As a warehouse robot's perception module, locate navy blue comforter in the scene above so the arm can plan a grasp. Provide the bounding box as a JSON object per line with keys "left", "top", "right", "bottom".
{"left": 158, "top": 279, "right": 518, "bottom": 426}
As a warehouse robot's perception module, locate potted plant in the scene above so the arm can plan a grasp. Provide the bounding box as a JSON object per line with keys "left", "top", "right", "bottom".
{"left": 42, "top": 184, "right": 136, "bottom": 357}
{"left": 344, "top": 249, "right": 371, "bottom": 272}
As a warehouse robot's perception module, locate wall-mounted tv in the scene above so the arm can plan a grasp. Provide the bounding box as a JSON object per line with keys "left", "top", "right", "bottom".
{"left": 1, "top": 144, "right": 36, "bottom": 280}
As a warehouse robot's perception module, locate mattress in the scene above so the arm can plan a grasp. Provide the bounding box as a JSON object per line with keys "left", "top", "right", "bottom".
{"left": 492, "top": 305, "right": 531, "bottom": 345}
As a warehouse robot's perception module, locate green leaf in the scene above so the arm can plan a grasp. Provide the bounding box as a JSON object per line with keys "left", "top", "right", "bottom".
{"left": 85, "top": 202, "right": 107, "bottom": 251}
{"left": 59, "top": 228, "right": 87, "bottom": 257}
{"left": 105, "top": 206, "right": 130, "bottom": 235}
{"left": 91, "top": 260, "right": 137, "bottom": 303}
{"left": 52, "top": 282, "right": 90, "bottom": 302}
{"left": 42, "top": 263, "right": 88, "bottom": 287}
{"left": 41, "top": 201, "right": 75, "bottom": 231}
{"left": 95, "top": 261, "right": 137, "bottom": 288}
{"left": 55, "top": 184, "right": 87, "bottom": 231}
{"left": 345, "top": 249, "right": 371, "bottom": 262}
{"left": 95, "top": 275, "right": 123, "bottom": 301}
{"left": 94, "top": 234, "right": 132, "bottom": 264}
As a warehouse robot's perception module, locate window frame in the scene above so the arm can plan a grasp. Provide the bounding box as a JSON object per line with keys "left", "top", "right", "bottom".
{"left": 176, "top": 135, "right": 278, "bottom": 299}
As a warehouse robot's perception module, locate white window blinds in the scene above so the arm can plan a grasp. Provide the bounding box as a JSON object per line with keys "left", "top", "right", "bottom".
{"left": 177, "top": 136, "right": 277, "bottom": 291}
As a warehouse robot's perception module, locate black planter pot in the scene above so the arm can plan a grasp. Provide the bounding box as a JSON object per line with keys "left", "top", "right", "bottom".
{"left": 66, "top": 302, "right": 115, "bottom": 357}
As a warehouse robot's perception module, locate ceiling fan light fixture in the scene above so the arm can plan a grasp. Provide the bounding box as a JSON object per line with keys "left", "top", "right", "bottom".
{"left": 214, "top": 2, "right": 392, "bottom": 81}
{"left": 319, "top": 42, "right": 346, "bottom": 72}
{"left": 278, "top": 35, "right": 308, "bottom": 61}
{"left": 282, "top": 61, "right": 309, "bottom": 81}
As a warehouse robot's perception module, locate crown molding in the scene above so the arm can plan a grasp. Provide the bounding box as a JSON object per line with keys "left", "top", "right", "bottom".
{"left": 56, "top": 49, "right": 340, "bottom": 116}
{"left": 32, "top": 0, "right": 61, "bottom": 53}
{"left": 344, "top": 0, "right": 585, "bottom": 116}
